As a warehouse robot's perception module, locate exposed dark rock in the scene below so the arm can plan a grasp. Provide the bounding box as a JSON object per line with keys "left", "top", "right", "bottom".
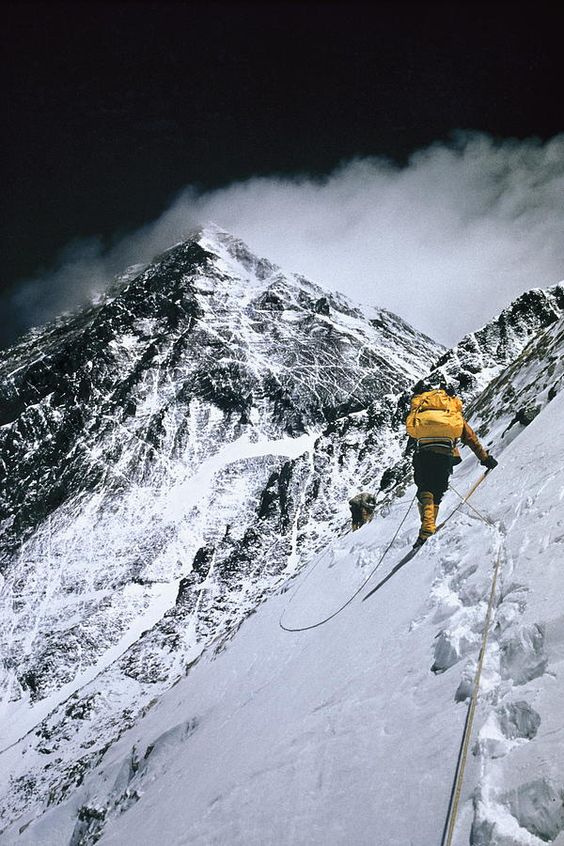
{"left": 313, "top": 297, "right": 331, "bottom": 315}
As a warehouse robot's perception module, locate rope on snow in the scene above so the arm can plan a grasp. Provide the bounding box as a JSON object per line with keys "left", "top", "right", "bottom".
{"left": 279, "top": 469, "right": 492, "bottom": 633}
{"left": 278, "top": 494, "right": 417, "bottom": 632}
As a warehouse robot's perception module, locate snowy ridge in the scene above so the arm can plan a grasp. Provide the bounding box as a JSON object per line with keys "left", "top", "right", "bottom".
{"left": 471, "top": 312, "right": 564, "bottom": 449}
{"left": 428, "top": 282, "right": 564, "bottom": 402}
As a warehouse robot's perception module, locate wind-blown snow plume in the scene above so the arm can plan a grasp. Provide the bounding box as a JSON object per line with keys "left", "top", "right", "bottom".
{"left": 3, "top": 133, "right": 564, "bottom": 347}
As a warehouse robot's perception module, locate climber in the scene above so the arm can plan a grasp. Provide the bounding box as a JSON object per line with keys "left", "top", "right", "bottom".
{"left": 349, "top": 492, "right": 376, "bottom": 531}
{"left": 406, "top": 382, "right": 498, "bottom": 548}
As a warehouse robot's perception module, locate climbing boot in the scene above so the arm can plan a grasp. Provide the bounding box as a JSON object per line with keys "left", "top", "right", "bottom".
{"left": 413, "top": 503, "right": 425, "bottom": 547}
{"left": 417, "top": 491, "right": 436, "bottom": 542}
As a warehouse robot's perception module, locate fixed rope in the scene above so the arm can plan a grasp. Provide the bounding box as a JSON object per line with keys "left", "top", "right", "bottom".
{"left": 436, "top": 470, "right": 490, "bottom": 531}
{"left": 279, "top": 494, "right": 416, "bottom": 632}
{"left": 440, "top": 517, "right": 503, "bottom": 845}
{"left": 279, "top": 469, "right": 493, "bottom": 633}
{"left": 447, "top": 480, "right": 495, "bottom": 527}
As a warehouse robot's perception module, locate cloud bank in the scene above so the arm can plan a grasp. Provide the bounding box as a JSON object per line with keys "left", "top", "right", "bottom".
{"left": 4, "top": 132, "right": 564, "bottom": 348}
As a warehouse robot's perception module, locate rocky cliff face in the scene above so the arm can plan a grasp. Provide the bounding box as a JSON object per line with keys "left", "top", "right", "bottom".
{"left": 0, "top": 227, "right": 441, "bottom": 830}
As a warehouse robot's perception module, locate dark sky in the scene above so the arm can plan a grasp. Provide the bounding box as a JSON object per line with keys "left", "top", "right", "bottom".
{"left": 2, "top": 0, "right": 563, "bottom": 305}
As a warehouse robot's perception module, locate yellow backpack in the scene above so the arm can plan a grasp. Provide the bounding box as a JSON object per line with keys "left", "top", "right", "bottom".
{"left": 406, "top": 390, "right": 464, "bottom": 441}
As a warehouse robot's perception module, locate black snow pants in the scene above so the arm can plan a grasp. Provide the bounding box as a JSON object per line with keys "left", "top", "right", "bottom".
{"left": 413, "top": 451, "right": 453, "bottom": 504}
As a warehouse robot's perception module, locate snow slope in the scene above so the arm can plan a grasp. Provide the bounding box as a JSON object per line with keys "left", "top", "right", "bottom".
{"left": 4, "top": 325, "right": 564, "bottom": 845}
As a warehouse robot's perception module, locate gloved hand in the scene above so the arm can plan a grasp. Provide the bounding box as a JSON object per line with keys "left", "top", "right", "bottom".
{"left": 482, "top": 454, "right": 498, "bottom": 470}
